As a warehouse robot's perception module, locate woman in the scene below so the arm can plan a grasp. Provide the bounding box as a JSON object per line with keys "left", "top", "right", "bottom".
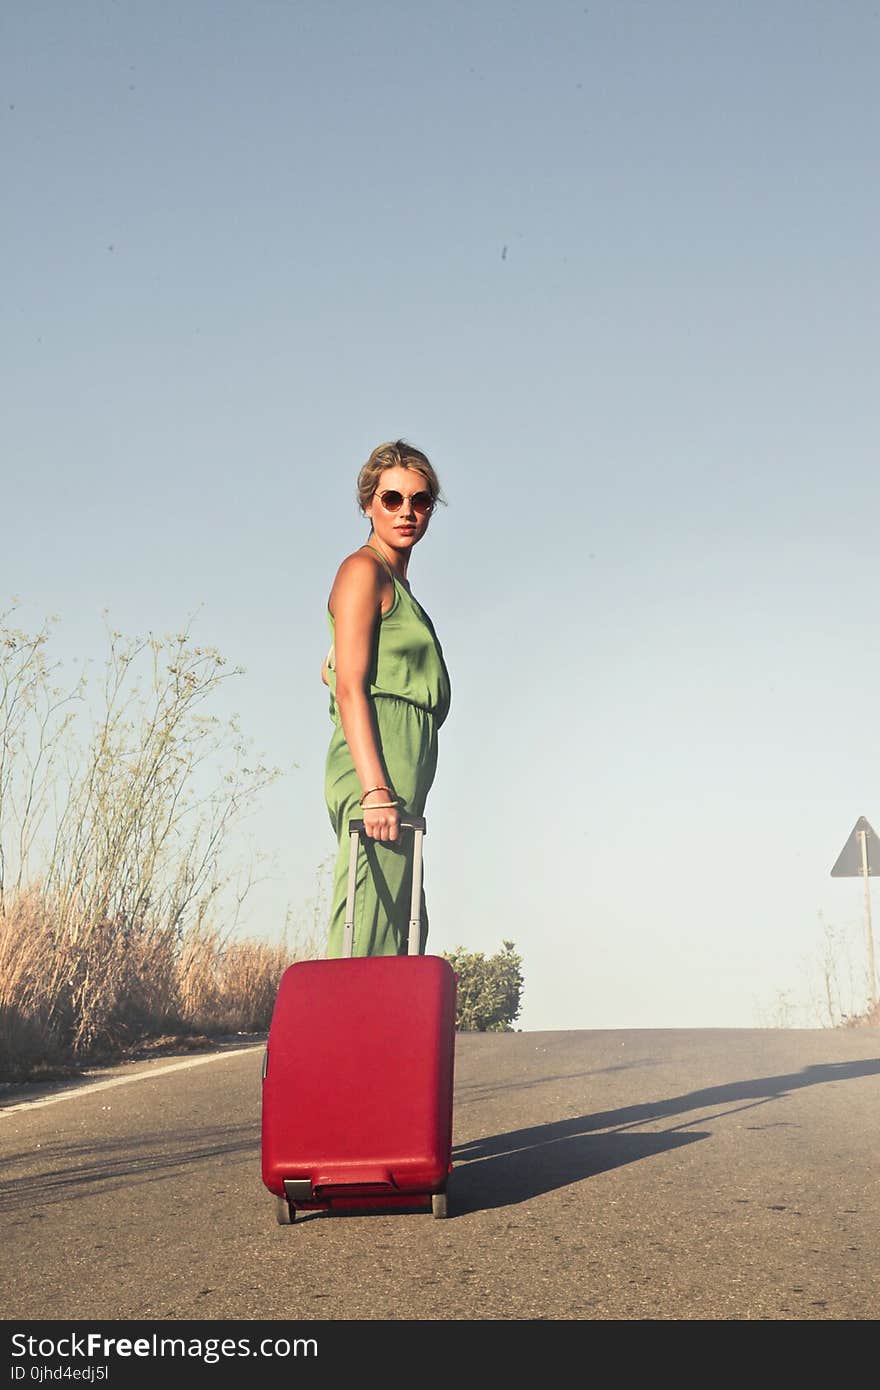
{"left": 322, "top": 440, "right": 451, "bottom": 957}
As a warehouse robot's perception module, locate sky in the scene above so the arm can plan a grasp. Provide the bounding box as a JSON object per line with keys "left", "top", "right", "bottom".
{"left": 3, "top": 0, "right": 878, "bottom": 1031}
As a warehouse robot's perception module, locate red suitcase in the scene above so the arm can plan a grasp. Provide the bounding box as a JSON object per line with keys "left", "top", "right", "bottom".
{"left": 261, "top": 816, "right": 457, "bottom": 1224}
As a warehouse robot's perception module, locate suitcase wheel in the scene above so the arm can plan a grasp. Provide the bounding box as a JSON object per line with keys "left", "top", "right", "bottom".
{"left": 275, "top": 1195, "right": 296, "bottom": 1225}
{"left": 431, "top": 1191, "right": 448, "bottom": 1220}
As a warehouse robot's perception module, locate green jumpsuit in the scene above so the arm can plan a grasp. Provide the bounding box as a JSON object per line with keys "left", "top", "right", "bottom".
{"left": 324, "top": 544, "right": 452, "bottom": 957}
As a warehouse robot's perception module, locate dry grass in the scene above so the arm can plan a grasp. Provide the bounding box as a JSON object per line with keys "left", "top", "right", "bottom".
{"left": 0, "top": 887, "right": 315, "bottom": 1079}
{"left": 0, "top": 608, "right": 323, "bottom": 1081}
{"left": 841, "top": 997, "right": 880, "bottom": 1029}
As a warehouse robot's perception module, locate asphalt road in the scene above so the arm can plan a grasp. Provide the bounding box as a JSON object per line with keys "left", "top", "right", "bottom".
{"left": 2, "top": 1027, "right": 879, "bottom": 1321}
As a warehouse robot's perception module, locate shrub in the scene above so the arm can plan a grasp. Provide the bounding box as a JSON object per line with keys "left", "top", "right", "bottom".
{"left": 443, "top": 940, "right": 523, "bottom": 1032}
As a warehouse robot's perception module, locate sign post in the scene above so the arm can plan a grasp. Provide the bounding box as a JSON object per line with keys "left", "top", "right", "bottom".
{"left": 831, "top": 816, "right": 879, "bottom": 1011}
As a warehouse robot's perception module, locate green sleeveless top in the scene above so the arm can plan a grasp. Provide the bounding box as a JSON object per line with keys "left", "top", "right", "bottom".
{"left": 326, "top": 545, "right": 451, "bottom": 727}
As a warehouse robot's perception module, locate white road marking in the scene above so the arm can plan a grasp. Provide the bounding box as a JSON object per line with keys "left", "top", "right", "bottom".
{"left": 0, "top": 1046, "right": 265, "bottom": 1117}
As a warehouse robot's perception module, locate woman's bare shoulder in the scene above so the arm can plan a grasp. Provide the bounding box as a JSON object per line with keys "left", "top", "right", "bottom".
{"left": 329, "top": 547, "right": 385, "bottom": 613}
{"left": 333, "top": 546, "right": 384, "bottom": 585}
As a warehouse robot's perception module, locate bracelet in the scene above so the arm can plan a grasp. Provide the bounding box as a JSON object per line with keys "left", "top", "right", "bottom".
{"left": 362, "top": 801, "right": 399, "bottom": 810}
{"left": 358, "top": 785, "right": 394, "bottom": 806}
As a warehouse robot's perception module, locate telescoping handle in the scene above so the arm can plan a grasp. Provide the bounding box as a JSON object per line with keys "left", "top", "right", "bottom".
{"left": 343, "top": 816, "right": 427, "bottom": 958}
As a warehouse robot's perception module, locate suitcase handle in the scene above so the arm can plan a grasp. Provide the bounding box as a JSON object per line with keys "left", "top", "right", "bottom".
{"left": 343, "top": 817, "right": 427, "bottom": 957}
{"left": 348, "top": 816, "right": 426, "bottom": 835}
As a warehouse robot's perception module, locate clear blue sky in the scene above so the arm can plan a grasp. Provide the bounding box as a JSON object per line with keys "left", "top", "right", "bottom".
{"left": 3, "top": 1, "right": 878, "bottom": 1029}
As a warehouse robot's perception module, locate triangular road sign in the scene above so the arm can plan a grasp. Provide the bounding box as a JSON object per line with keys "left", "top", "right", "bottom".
{"left": 831, "top": 816, "right": 880, "bottom": 877}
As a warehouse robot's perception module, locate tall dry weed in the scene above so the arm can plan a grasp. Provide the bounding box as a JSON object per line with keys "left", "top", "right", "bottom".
{"left": 0, "top": 889, "right": 61, "bottom": 1073}
{"left": 177, "top": 924, "right": 293, "bottom": 1035}
{"left": 0, "top": 888, "right": 309, "bottom": 1076}
{"left": 0, "top": 607, "right": 298, "bottom": 1077}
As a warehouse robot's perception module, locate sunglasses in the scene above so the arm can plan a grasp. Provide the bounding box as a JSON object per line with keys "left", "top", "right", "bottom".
{"left": 375, "top": 489, "right": 434, "bottom": 516}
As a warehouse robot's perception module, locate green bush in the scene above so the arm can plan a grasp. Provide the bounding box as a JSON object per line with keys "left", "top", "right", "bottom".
{"left": 443, "top": 940, "right": 523, "bottom": 1032}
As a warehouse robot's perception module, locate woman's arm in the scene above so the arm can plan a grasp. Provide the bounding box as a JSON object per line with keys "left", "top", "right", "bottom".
{"left": 330, "top": 553, "right": 399, "bottom": 842}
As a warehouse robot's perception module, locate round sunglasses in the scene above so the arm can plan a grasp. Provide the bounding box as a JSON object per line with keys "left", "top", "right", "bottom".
{"left": 375, "top": 489, "right": 434, "bottom": 516}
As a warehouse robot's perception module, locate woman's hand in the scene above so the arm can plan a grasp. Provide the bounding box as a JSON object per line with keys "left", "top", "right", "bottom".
{"left": 362, "top": 798, "right": 400, "bottom": 843}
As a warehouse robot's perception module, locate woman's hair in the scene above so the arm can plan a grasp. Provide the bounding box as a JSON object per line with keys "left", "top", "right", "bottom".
{"left": 356, "top": 439, "right": 446, "bottom": 515}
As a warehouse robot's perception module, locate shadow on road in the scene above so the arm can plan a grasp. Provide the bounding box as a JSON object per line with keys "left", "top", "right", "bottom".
{"left": 4, "top": 1059, "right": 878, "bottom": 1220}
{"left": 0, "top": 1125, "right": 257, "bottom": 1213}
{"left": 450, "top": 1057, "right": 880, "bottom": 1215}
{"left": 451, "top": 1126, "right": 709, "bottom": 1213}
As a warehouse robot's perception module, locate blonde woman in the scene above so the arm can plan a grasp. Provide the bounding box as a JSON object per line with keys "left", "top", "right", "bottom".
{"left": 322, "top": 440, "right": 451, "bottom": 956}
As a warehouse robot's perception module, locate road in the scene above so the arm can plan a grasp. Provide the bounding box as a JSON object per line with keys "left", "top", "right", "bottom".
{"left": 2, "top": 1027, "right": 879, "bottom": 1321}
